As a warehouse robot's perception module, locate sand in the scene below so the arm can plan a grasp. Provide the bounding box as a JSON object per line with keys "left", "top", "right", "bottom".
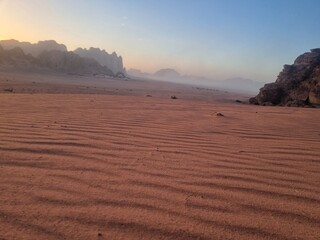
{"left": 0, "top": 72, "right": 320, "bottom": 240}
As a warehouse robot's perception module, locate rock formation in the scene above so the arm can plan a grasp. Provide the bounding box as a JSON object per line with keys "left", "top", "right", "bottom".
{"left": 0, "top": 44, "right": 113, "bottom": 76}
{"left": 74, "top": 47, "right": 125, "bottom": 76}
{"left": 0, "top": 45, "right": 36, "bottom": 67}
{"left": 0, "top": 39, "right": 67, "bottom": 57}
{"left": 250, "top": 49, "right": 320, "bottom": 107}
{"left": 37, "top": 50, "right": 114, "bottom": 75}
{"left": 0, "top": 39, "right": 126, "bottom": 77}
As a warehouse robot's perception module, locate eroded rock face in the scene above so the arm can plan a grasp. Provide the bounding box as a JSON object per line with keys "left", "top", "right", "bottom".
{"left": 0, "top": 44, "right": 114, "bottom": 76}
{"left": 0, "top": 46, "right": 36, "bottom": 67}
{"left": 0, "top": 39, "right": 126, "bottom": 77}
{"left": 74, "top": 48, "right": 125, "bottom": 75}
{"left": 0, "top": 39, "right": 67, "bottom": 57}
{"left": 250, "top": 49, "right": 320, "bottom": 107}
{"left": 37, "top": 50, "right": 114, "bottom": 75}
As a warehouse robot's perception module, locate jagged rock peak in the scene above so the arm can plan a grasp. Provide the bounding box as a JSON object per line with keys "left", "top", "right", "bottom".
{"left": 293, "top": 49, "right": 320, "bottom": 65}
{"left": 311, "top": 48, "right": 320, "bottom": 53}
{"left": 0, "top": 39, "right": 127, "bottom": 77}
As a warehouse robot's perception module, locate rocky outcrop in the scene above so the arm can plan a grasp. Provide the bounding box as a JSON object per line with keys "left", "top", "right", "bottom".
{"left": 0, "top": 39, "right": 127, "bottom": 77}
{"left": 0, "top": 44, "right": 114, "bottom": 76}
{"left": 74, "top": 47, "right": 125, "bottom": 75}
{"left": 0, "top": 46, "right": 36, "bottom": 67}
{"left": 250, "top": 49, "right": 320, "bottom": 107}
{"left": 37, "top": 50, "right": 114, "bottom": 75}
{"left": 0, "top": 39, "right": 67, "bottom": 57}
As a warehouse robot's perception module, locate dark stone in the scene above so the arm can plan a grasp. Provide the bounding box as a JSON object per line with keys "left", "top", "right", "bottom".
{"left": 250, "top": 49, "right": 320, "bottom": 107}
{"left": 4, "top": 88, "right": 14, "bottom": 92}
{"left": 256, "top": 83, "right": 284, "bottom": 105}
{"left": 249, "top": 97, "right": 259, "bottom": 105}
{"left": 311, "top": 48, "right": 320, "bottom": 53}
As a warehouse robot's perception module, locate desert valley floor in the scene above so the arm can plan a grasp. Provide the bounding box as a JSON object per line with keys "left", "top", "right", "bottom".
{"left": 0, "top": 73, "right": 319, "bottom": 240}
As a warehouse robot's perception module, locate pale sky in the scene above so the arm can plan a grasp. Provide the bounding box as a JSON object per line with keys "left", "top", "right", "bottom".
{"left": 1, "top": 0, "right": 320, "bottom": 82}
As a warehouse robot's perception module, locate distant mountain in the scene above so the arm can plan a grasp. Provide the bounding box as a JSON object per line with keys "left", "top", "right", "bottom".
{"left": 74, "top": 47, "right": 125, "bottom": 75}
{"left": 128, "top": 68, "right": 182, "bottom": 81}
{"left": 0, "top": 39, "right": 126, "bottom": 76}
{"left": 0, "top": 44, "right": 115, "bottom": 76}
{"left": 128, "top": 67, "right": 264, "bottom": 93}
{"left": 37, "top": 50, "right": 114, "bottom": 75}
{"left": 0, "top": 45, "right": 36, "bottom": 67}
{"left": 127, "top": 68, "right": 151, "bottom": 79}
{"left": 154, "top": 68, "right": 180, "bottom": 79}
{"left": 0, "top": 39, "right": 67, "bottom": 57}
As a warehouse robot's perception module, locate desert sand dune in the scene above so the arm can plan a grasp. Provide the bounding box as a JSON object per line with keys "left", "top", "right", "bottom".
{"left": 0, "top": 76, "right": 320, "bottom": 239}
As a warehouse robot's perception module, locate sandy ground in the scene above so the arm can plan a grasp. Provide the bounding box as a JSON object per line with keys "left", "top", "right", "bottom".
{"left": 0, "top": 72, "right": 320, "bottom": 240}
{"left": 0, "top": 72, "right": 248, "bottom": 103}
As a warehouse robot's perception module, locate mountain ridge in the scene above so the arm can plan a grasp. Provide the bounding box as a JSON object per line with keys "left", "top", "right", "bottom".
{"left": 0, "top": 39, "right": 126, "bottom": 77}
{"left": 74, "top": 47, "right": 125, "bottom": 75}
{"left": 0, "top": 39, "right": 67, "bottom": 57}
{"left": 128, "top": 68, "right": 264, "bottom": 93}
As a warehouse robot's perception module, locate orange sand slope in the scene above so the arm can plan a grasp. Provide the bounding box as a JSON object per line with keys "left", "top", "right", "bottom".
{"left": 0, "top": 93, "right": 320, "bottom": 240}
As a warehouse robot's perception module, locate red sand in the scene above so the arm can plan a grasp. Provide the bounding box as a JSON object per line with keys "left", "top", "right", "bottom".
{"left": 0, "top": 73, "right": 319, "bottom": 240}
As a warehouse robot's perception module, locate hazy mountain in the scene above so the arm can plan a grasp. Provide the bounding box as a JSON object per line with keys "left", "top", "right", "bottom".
{"left": 128, "top": 68, "right": 182, "bottom": 82}
{"left": 0, "top": 39, "right": 67, "bottom": 57}
{"left": 154, "top": 68, "right": 180, "bottom": 79}
{"left": 0, "top": 44, "right": 115, "bottom": 76}
{"left": 128, "top": 67, "right": 264, "bottom": 93}
{"left": 127, "top": 68, "right": 151, "bottom": 79}
{"left": 37, "top": 50, "right": 114, "bottom": 75}
{"left": 0, "top": 39, "right": 126, "bottom": 76}
{"left": 74, "top": 47, "right": 125, "bottom": 75}
{"left": 0, "top": 45, "right": 36, "bottom": 68}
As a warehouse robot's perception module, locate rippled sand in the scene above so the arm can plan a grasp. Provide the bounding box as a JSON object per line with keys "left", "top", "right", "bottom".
{"left": 0, "top": 74, "right": 319, "bottom": 240}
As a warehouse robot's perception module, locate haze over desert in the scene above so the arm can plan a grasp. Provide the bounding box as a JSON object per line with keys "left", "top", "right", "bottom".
{"left": 1, "top": 0, "right": 320, "bottom": 239}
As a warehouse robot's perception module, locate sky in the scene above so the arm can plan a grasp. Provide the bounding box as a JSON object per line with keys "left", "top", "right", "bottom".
{"left": 1, "top": 0, "right": 320, "bottom": 82}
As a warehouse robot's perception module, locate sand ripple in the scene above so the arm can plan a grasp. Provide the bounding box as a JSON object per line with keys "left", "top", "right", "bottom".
{"left": 0, "top": 94, "right": 319, "bottom": 239}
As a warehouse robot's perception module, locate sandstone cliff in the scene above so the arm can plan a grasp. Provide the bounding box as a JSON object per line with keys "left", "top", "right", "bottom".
{"left": 0, "top": 45, "right": 36, "bottom": 68}
{"left": 0, "top": 44, "right": 114, "bottom": 76}
{"left": 37, "top": 50, "right": 114, "bottom": 75}
{"left": 250, "top": 49, "right": 320, "bottom": 107}
{"left": 0, "top": 39, "right": 126, "bottom": 77}
{"left": 0, "top": 39, "right": 67, "bottom": 57}
{"left": 74, "top": 47, "right": 125, "bottom": 76}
